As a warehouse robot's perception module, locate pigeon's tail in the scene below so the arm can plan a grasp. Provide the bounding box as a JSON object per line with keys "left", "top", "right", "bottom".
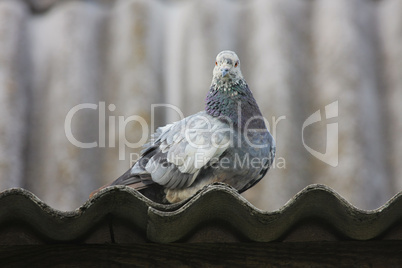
{"left": 89, "top": 183, "right": 111, "bottom": 198}
{"left": 111, "top": 168, "right": 151, "bottom": 189}
{"left": 89, "top": 168, "right": 150, "bottom": 198}
{"left": 90, "top": 144, "right": 166, "bottom": 200}
{"left": 89, "top": 167, "right": 166, "bottom": 202}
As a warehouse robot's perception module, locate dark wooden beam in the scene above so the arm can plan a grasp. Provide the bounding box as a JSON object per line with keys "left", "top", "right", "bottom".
{"left": 0, "top": 241, "right": 401, "bottom": 267}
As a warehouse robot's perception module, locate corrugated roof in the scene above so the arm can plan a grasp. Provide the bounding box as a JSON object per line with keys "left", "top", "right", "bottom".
{"left": 0, "top": 184, "right": 401, "bottom": 244}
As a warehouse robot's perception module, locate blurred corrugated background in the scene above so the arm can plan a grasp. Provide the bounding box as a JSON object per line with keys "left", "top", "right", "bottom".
{"left": 0, "top": 0, "right": 401, "bottom": 211}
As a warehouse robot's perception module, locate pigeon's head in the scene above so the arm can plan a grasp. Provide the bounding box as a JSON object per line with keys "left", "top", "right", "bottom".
{"left": 213, "top": 50, "right": 243, "bottom": 82}
{"left": 207, "top": 50, "right": 261, "bottom": 124}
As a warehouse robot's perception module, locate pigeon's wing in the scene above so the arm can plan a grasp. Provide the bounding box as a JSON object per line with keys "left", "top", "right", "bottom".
{"left": 116, "top": 111, "right": 232, "bottom": 190}
{"left": 146, "top": 111, "right": 231, "bottom": 189}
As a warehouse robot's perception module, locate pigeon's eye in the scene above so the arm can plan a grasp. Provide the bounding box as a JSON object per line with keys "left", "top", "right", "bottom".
{"left": 235, "top": 62, "right": 238, "bottom": 67}
{"left": 215, "top": 61, "right": 218, "bottom": 66}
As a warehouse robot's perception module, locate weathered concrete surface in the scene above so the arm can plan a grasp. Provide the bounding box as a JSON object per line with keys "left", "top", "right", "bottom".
{"left": 1, "top": 184, "right": 402, "bottom": 244}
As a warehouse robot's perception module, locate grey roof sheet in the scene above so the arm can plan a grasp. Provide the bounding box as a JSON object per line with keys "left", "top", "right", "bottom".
{"left": 0, "top": 184, "right": 401, "bottom": 244}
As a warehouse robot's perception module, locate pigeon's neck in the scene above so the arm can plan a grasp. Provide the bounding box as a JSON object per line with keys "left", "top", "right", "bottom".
{"left": 205, "top": 78, "right": 265, "bottom": 130}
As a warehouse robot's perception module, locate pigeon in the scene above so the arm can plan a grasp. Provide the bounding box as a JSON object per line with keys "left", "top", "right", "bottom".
{"left": 90, "top": 50, "right": 275, "bottom": 203}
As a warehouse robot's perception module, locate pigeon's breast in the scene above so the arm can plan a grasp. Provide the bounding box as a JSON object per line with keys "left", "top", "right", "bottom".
{"left": 209, "top": 129, "right": 274, "bottom": 190}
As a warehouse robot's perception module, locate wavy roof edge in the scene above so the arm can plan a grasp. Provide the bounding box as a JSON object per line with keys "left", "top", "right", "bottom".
{"left": 0, "top": 184, "right": 401, "bottom": 243}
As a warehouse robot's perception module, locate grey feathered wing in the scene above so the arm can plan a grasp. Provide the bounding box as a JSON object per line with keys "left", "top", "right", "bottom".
{"left": 109, "top": 111, "right": 231, "bottom": 193}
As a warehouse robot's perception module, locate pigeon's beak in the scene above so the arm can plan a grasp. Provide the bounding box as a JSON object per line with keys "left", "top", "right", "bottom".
{"left": 221, "top": 67, "right": 230, "bottom": 77}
